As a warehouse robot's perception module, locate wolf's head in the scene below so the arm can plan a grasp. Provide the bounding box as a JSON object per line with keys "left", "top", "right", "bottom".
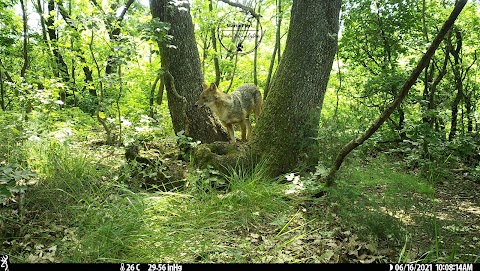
{"left": 195, "top": 83, "right": 218, "bottom": 108}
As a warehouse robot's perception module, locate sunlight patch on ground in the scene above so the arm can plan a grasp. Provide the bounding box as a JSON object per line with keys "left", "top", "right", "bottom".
{"left": 378, "top": 206, "right": 415, "bottom": 225}
{"left": 457, "top": 200, "right": 480, "bottom": 217}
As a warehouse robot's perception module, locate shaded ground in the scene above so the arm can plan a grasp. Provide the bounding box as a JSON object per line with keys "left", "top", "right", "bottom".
{"left": 130, "top": 154, "right": 480, "bottom": 263}
{"left": 187, "top": 159, "right": 480, "bottom": 263}
{"left": 2, "top": 142, "right": 479, "bottom": 263}
{"left": 434, "top": 178, "right": 480, "bottom": 259}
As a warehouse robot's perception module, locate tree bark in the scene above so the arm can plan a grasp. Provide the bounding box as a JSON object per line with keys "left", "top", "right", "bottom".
{"left": 448, "top": 27, "right": 463, "bottom": 141}
{"left": 46, "top": 0, "right": 70, "bottom": 83}
{"left": 253, "top": 1, "right": 261, "bottom": 86}
{"left": 252, "top": 0, "right": 341, "bottom": 176}
{"left": 326, "top": 0, "right": 468, "bottom": 185}
{"left": 276, "top": 0, "right": 282, "bottom": 64}
{"left": 264, "top": 41, "right": 277, "bottom": 100}
{"left": 209, "top": 0, "right": 221, "bottom": 86}
{"left": 218, "top": 0, "right": 260, "bottom": 19}
{"left": 150, "top": 0, "right": 229, "bottom": 143}
{"left": 20, "top": 0, "right": 29, "bottom": 78}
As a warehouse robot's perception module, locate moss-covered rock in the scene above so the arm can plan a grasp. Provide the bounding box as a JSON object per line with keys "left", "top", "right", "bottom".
{"left": 193, "top": 141, "right": 257, "bottom": 174}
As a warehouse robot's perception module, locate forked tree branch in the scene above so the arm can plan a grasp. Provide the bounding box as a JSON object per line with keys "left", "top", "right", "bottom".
{"left": 218, "top": 0, "right": 260, "bottom": 19}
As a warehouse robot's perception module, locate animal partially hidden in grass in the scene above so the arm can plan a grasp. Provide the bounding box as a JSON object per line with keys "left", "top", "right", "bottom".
{"left": 195, "top": 83, "right": 262, "bottom": 143}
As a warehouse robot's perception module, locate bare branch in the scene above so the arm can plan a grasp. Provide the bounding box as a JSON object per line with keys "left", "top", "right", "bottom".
{"left": 462, "top": 50, "right": 477, "bottom": 81}
{"left": 118, "top": 0, "right": 135, "bottom": 21}
{"left": 0, "top": 59, "right": 15, "bottom": 83}
{"left": 218, "top": 0, "right": 260, "bottom": 19}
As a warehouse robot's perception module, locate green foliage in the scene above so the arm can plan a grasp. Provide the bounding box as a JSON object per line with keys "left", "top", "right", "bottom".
{"left": 130, "top": 162, "right": 291, "bottom": 262}
{"left": 139, "top": 18, "right": 172, "bottom": 47}
{"left": 63, "top": 188, "right": 146, "bottom": 262}
{"left": 0, "top": 112, "right": 25, "bottom": 161}
{"left": 11, "top": 137, "right": 146, "bottom": 262}
{"left": 193, "top": 165, "right": 226, "bottom": 191}
{"left": 0, "top": 163, "right": 35, "bottom": 204}
{"left": 174, "top": 130, "right": 200, "bottom": 161}
{"left": 121, "top": 114, "right": 170, "bottom": 146}
{"left": 25, "top": 139, "right": 105, "bottom": 209}
{"left": 341, "top": 0, "right": 421, "bottom": 72}
{"left": 324, "top": 156, "right": 432, "bottom": 242}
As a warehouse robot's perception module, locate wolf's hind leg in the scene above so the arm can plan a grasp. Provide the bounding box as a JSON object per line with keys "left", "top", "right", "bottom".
{"left": 253, "top": 94, "right": 262, "bottom": 121}
{"left": 245, "top": 118, "right": 253, "bottom": 140}
{"left": 226, "top": 123, "right": 236, "bottom": 143}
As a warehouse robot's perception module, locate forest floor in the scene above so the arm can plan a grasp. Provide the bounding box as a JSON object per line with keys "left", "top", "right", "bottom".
{"left": 432, "top": 177, "right": 480, "bottom": 257}
{"left": 303, "top": 166, "right": 480, "bottom": 263}
{"left": 1, "top": 138, "right": 479, "bottom": 263}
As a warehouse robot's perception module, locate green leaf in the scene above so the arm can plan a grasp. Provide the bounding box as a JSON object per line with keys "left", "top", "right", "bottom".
{"left": 9, "top": 185, "right": 28, "bottom": 193}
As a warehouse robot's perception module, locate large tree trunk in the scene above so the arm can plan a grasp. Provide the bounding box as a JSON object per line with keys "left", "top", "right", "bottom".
{"left": 252, "top": 0, "right": 342, "bottom": 176}
{"left": 150, "top": 0, "right": 228, "bottom": 143}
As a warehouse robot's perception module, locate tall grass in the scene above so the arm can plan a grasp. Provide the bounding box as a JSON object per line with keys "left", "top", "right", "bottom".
{"left": 130, "top": 161, "right": 291, "bottom": 262}
{"left": 20, "top": 139, "right": 146, "bottom": 262}
{"left": 17, "top": 141, "right": 292, "bottom": 262}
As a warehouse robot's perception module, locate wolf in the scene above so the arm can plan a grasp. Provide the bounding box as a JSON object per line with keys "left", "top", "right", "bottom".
{"left": 195, "top": 83, "right": 262, "bottom": 143}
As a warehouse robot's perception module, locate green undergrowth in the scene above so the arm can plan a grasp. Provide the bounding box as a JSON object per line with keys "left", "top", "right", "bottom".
{"left": 3, "top": 134, "right": 477, "bottom": 263}
{"left": 4, "top": 139, "right": 294, "bottom": 262}
{"left": 317, "top": 154, "right": 477, "bottom": 263}
{"left": 4, "top": 139, "right": 146, "bottom": 262}
{"left": 129, "top": 163, "right": 293, "bottom": 262}
{"left": 324, "top": 155, "right": 433, "bottom": 241}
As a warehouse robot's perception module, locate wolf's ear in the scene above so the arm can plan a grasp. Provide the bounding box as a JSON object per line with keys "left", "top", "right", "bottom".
{"left": 209, "top": 83, "right": 217, "bottom": 91}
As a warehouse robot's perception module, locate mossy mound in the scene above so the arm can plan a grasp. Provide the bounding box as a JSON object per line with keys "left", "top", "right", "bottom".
{"left": 193, "top": 141, "right": 257, "bottom": 174}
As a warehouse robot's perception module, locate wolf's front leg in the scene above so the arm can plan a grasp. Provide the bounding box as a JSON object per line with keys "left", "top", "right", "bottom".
{"left": 226, "top": 123, "right": 236, "bottom": 143}
{"left": 241, "top": 120, "right": 247, "bottom": 141}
